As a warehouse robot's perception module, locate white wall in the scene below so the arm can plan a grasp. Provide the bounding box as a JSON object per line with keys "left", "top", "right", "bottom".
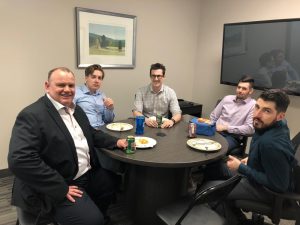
{"left": 0, "top": 0, "right": 202, "bottom": 169}
{"left": 1, "top": 0, "right": 300, "bottom": 170}
{"left": 194, "top": 0, "right": 300, "bottom": 136}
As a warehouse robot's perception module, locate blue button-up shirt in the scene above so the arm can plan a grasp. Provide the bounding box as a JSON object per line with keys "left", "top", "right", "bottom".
{"left": 74, "top": 85, "right": 115, "bottom": 128}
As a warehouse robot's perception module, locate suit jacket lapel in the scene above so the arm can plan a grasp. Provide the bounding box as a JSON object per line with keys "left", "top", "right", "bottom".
{"left": 41, "top": 96, "right": 77, "bottom": 158}
{"left": 73, "top": 106, "right": 94, "bottom": 152}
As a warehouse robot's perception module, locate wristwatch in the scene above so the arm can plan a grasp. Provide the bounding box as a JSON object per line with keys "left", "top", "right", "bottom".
{"left": 171, "top": 118, "right": 176, "bottom": 125}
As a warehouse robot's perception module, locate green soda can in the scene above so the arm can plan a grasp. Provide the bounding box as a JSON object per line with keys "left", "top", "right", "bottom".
{"left": 126, "top": 136, "right": 136, "bottom": 154}
{"left": 156, "top": 114, "right": 163, "bottom": 128}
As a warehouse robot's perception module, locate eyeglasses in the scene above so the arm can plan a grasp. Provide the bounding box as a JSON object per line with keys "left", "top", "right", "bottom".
{"left": 151, "top": 74, "right": 164, "bottom": 79}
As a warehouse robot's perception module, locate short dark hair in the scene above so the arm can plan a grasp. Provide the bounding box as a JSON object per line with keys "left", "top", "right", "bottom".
{"left": 238, "top": 75, "right": 254, "bottom": 89}
{"left": 150, "top": 63, "right": 166, "bottom": 76}
{"left": 258, "top": 89, "right": 290, "bottom": 113}
{"left": 85, "top": 64, "right": 105, "bottom": 79}
{"left": 48, "top": 67, "right": 74, "bottom": 80}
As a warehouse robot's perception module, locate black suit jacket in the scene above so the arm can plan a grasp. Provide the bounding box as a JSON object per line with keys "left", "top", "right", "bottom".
{"left": 8, "top": 95, "right": 118, "bottom": 214}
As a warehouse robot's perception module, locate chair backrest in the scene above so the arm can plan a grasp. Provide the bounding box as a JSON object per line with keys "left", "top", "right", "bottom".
{"left": 175, "top": 175, "right": 242, "bottom": 225}
{"left": 195, "top": 175, "right": 242, "bottom": 205}
{"left": 293, "top": 164, "right": 300, "bottom": 195}
{"left": 292, "top": 131, "right": 300, "bottom": 155}
{"left": 293, "top": 145, "right": 300, "bottom": 194}
{"left": 292, "top": 132, "right": 300, "bottom": 194}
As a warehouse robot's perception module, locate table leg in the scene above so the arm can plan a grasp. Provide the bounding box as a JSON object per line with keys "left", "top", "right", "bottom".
{"left": 126, "top": 165, "right": 190, "bottom": 225}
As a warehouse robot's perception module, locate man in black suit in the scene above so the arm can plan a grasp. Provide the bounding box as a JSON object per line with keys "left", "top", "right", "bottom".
{"left": 8, "top": 67, "right": 127, "bottom": 225}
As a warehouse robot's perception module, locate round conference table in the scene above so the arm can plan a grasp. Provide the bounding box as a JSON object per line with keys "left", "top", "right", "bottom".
{"left": 100, "top": 116, "right": 228, "bottom": 225}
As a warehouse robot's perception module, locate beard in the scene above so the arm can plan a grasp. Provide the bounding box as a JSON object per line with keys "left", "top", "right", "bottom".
{"left": 236, "top": 93, "right": 248, "bottom": 100}
{"left": 253, "top": 117, "right": 278, "bottom": 132}
{"left": 236, "top": 94, "right": 244, "bottom": 100}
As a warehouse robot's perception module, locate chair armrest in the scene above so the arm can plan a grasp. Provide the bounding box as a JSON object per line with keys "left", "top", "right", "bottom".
{"left": 264, "top": 187, "right": 300, "bottom": 201}
{"left": 263, "top": 186, "right": 300, "bottom": 224}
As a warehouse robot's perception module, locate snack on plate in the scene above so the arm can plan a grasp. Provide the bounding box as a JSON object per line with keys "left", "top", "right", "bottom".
{"left": 139, "top": 138, "right": 149, "bottom": 144}
{"left": 197, "top": 118, "right": 211, "bottom": 124}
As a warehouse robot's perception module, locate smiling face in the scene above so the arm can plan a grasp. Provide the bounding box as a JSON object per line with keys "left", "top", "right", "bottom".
{"left": 85, "top": 69, "right": 103, "bottom": 93}
{"left": 45, "top": 69, "right": 75, "bottom": 107}
{"left": 150, "top": 69, "right": 165, "bottom": 92}
{"left": 235, "top": 81, "right": 253, "bottom": 100}
{"left": 253, "top": 98, "right": 285, "bottom": 130}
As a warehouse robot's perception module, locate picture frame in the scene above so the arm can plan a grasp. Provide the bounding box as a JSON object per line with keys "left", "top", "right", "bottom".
{"left": 75, "top": 7, "right": 137, "bottom": 68}
{"left": 223, "top": 25, "right": 246, "bottom": 57}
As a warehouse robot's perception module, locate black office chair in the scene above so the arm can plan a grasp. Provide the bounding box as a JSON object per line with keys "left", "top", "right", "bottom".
{"left": 235, "top": 131, "right": 300, "bottom": 225}
{"left": 156, "top": 175, "right": 242, "bottom": 225}
{"left": 292, "top": 131, "right": 300, "bottom": 153}
{"left": 16, "top": 207, "right": 59, "bottom": 225}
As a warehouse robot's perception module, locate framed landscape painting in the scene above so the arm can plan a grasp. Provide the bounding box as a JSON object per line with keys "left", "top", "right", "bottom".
{"left": 76, "top": 7, "right": 137, "bottom": 68}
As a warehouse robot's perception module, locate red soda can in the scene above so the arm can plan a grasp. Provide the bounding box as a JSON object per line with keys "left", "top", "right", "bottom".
{"left": 188, "top": 122, "right": 196, "bottom": 138}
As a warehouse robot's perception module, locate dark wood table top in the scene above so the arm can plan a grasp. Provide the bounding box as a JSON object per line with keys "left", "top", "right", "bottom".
{"left": 101, "top": 116, "right": 228, "bottom": 168}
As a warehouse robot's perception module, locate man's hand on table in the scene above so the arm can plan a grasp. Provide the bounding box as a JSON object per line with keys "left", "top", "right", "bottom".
{"left": 145, "top": 118, "right": 158, "bottom": 127}
{"left": 161, "top": 119, "right": 175, "bottom": 128}
{"left": 117, "top": 139, "right": 127, "bottom": 150}
{"left": 145, "top": 117, "right": 175, "bottom": 128}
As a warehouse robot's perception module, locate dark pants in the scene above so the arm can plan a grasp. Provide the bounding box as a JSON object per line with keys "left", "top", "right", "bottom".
{"left": 203, "top": 178, "right": 273, "bottom": 225}
{"left": 53, "top": 168, "right": 117, "bottom": 225}
{"left": 220, "top": 132, "right": 240, "bottom": 152}
{"left": 225, "top": 178, "right": 272, "bottom": 224}
{"left": 203, "top": 158, "right": 232, "bottom": 182}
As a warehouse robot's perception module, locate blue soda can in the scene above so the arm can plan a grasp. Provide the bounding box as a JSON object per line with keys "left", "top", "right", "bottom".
{"left": 135, "top": 116, "right": 145, "bottom": 135}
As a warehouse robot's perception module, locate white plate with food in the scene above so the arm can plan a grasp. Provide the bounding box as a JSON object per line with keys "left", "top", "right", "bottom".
{"left": 135, "top": 137, "right": 157, "bottom": 148}
{"left": 187, "top": 138, "right": 221, "bottom": 152}
{"left": 106, "top": 123, "right": 133, "bottom": 131}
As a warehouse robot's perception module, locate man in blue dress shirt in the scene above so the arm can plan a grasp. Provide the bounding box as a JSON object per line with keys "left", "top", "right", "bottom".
{"left": 74, "top": 64, "right": 115, "bottom": 129}
{"left": 74, "top": 64, "right": 120, "bottom": 173}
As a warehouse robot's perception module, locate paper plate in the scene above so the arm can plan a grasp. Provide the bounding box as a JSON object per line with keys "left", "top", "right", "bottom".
{"left": 187, "top": 138, "right": 221, "bottom": 152}
{"left": 135, "top": 137, "right": 157, "bottom": 148}
{"left": 106, "top": 123, "right": 133, "bottom": 131}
